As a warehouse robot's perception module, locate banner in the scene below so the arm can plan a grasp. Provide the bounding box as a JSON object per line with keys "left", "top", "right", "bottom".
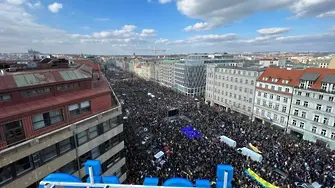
{"left": 249, "top": 143, "right": 262, "bottom": 153}
{"left": 245, "top": 168, "right": 279, "bottom": 188}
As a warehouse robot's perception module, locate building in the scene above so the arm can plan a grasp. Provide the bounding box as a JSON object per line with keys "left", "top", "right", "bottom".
{"left": 259, "top": 58, "right": 280, "bottom": 67}
{"left": 205, "top": 65, "right": 263, "bottom": 117}
{"left": 159, "top": 60, "right": 176, "bottom": 88}
{"left": 253, "top": 68, "right": 304, "bottom": 129}
{"left": 309, "top": 57, "right": 333, "bottom": 68}
{"left": 288, "top": 68, "right": 335, "bottom": 149}
{"left": 0, "top": 59, "right": 126, "bottom": 188}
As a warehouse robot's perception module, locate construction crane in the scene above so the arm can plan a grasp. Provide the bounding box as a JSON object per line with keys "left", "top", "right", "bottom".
{"left": 133, "top": 46, "right": 167, "bottom": 55}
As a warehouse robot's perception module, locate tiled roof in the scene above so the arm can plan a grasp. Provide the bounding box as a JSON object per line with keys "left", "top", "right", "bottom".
{"left": 302, "top": 68, "right": 335, "bottom": 89}
{"left": 258, "top": 67, "right": 335, "bottom": 89}
{"left": 257, "top": 67, "right": 304, "bottom": 86}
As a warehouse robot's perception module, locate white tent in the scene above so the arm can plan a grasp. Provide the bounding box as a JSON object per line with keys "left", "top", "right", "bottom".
{"left": 219, "top": 136, "right": 236, "bottom": 148}
{"left": 237, "top": 147, "right": 263, "bottom": 163}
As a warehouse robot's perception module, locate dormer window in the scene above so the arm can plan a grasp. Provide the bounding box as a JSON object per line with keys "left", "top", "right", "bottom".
{"left": 0, "top": 93, "right": 11, "bottom": 101}
{"left": 307, "top": 81, "right": 313, "bottom": 89}
{"left": 263, "top": 77, "right": 268, "bottom": 81}
{"left": 299, "top": 81, "right": 305, "bottom": 88}
{"left": 282, "top": 80, "right": 289, "bottom": 84}
{"left": 271, "top": 78, "right": 278, "bottom": 82}
{"left": 321, "top": 82, "right": 327, "bottom": 90}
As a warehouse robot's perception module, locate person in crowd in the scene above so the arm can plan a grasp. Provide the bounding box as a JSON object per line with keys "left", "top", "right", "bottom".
{"left": 104, "top": 66, "right": 335, "bottom": 188}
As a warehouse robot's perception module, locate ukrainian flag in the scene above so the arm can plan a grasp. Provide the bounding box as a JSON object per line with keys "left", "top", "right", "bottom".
{"left": 245, "top": 168, "right": 279, "bottom": 188}
{"left": 249, "top": 143, "right": 262, "bottom": 153}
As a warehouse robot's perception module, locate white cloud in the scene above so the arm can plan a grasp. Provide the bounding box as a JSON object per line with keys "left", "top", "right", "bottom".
{"left": 27, "top": 1, "right": 42, "bottom": 9}
{"left": 159, "top": 0, "right": 172, "bottom": 4}
{"left": 48, "top": 2, "right": 62, "bottom": 13}
{"left": 331, "top": 26, "right": 335, "bottom": 32}
{"left": 94, "top": 18, "right": 111, "bottom": 21}
{"left": 257, "top": 27, "right": 290, "bottom": 35}
{"left": 175, "top": 0, "right": 335, "bottom": 31}
{"left": 139, "top": 29, "right": 156, "bottom": 37}
{"left": 5, "top": 0, "right": 26, "bottom": 5}
{"left": 316, "top": 10, "right": 335, "bottom": 18}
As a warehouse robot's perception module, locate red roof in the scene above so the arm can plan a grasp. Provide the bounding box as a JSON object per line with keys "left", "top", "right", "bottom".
{"left": 303, "top": 68, "right": 335, "bottom": 89}
{"left": 75, "top": 60, "right": 99, "bottom": 71}
{"left": 136, "top": 63, "right": 142, "bottom": 68}
{"left": 258, "top": 67, "right": 335, "bottom": 89}
{"left": 257, "top": 67, "right": 304, "bottom": 86}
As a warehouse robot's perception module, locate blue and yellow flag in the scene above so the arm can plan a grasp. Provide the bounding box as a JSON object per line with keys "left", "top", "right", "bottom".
{"left": 249, "top": 143, "right": 262, "bottom": 153}
{"left": 245, "top": 168, "right": 279, "bottom": 188}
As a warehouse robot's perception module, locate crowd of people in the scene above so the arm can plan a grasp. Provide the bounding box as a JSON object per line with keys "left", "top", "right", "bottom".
{"left": 104, "top": 67, "right": 335, "bottom": 188}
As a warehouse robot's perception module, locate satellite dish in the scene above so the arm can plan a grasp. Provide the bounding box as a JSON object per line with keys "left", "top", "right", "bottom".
{"left": 144, "top": 128, "right": 148, "bottom": 131}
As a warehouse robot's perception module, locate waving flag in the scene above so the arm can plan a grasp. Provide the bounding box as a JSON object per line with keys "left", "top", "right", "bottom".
{"left": 245, "top": 168, "right": 279, "bottom": 188}
{"left": 249, "top": 143, "right": 262, "bottom": 154}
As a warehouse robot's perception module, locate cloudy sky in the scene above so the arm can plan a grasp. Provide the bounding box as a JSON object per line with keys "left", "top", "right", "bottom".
{"left": 0, "top": 0, "right": 334, "bottom": 55}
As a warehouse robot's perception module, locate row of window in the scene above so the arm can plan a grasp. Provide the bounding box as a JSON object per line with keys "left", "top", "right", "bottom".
{"left": 210, "top": 75, "right": 255, "bottom": 85}
{"left": 256, "top": 99, "right": 288, "bottom": 113}
{"left": 291, "top": 120, "right": 335, "bottom": 139}
{"left": 255, "top": 108, "right": 286, "bottom": 124}
{"left": 257, "top": 91, "right": 289, "bottom": 103}
{"left": 21, "top": 87, "right": 51, "bottom": 98}
{"left": 0, "top": 118, "right": 123, "bottom": 186}
{"left": 258, "top": 83, "right": 290, "bottom": 93}
{"left": 215, "top": 68, "right": 258, "bottom": 77}
{"left": 262, "top": 77, "right": 289, "bottom": 84}
{"left": 295, "top": 90, "right": 334, "bottom": 102}
{"left": 295, "top": 99, "right": 333, "bottom": 113}
{"left": 218, "top": 98, "right": 252, "bottom": 112}
{"left": 57, "top": 83, "right": 80, "bottom": 91}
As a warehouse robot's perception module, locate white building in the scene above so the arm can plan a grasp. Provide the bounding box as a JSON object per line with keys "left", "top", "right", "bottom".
{"left": 253, "top": 67, "right": 305, "bottom": 129}
{"left": 259, "top": 58, "right": 281, "bottom": 67}
{"left": 205, "top": 65, "right": 263, "bottom": 117}
{"left": 288, "top": 69, "right": 335, "bottom": 149}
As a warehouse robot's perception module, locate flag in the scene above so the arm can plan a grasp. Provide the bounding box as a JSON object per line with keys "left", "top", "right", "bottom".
{"left": 249, "top": 143, "right": 262, "bottom": 154}
{"left": 245, "top": 168, "right": 279, "bottom": 188}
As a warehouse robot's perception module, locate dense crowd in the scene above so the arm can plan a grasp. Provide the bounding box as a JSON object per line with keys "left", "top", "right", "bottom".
{"left": 104, "top": 67, "right": 335, "bottom": 188}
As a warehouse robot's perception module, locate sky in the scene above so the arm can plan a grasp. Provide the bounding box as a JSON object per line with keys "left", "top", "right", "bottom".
{"left": 0, "top": 0, "right": 334, "bottom": 55}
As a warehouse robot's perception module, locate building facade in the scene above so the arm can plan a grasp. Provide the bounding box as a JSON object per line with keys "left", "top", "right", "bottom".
{"left": 0, "top": 59, "right": 126, "bottom": 188}
{"left": 253, "top": 68, "right": 304, "bottom": 129}
{"left": 205, "top": 65, "right": 263, "bottom": 117}
{"left": 288, "top": 69, "right": 335, "bottom": 149}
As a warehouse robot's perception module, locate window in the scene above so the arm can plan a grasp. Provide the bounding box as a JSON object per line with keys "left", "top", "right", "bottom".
{"left": 294, "top": 109, "right": 299, "bottom": 116}
{"left": 270, "top": 94, "right": 273, "bottom": 99}
{"left": 283, "top": 97, "right": 288, "bottom": 103}
{"left": 245, "top": 88, "right": 248, "bottom": 93}
{"left": 79, "top": 152, "right": 92, "bottom": 167}
{"left": 276, "top": 95, "right": 281, "bottom": 101}
{"left": 240, "top": 78, "right": 243, "bottom": 83}
{"left": 331, "top": 132, "right": 335, "bottom": 139}
{"left": 292, "top": 120, "right": 297, "bottom": 126}
{"left": 300, "top": 122, "right": 304, "bottom": 128}
{"left": 238, "top": 95, "right": 242, "bottom": 100}
{"left": 0, "top": 93, "right": 11, "bottom": 101}
{"left": 326, "top": 106, "right": 332, "bottom": 113}
{"left": 303, "top": 101, "right": 308, "bottom": 107}
{"left": 273, "top": 114, "right": 278, "bottom": 121}
{"left": 245, "top": 79, "right": 248, "bottom": 84}
{"left": 77, "top": 131, "right": 88, "bottom": 145}
{"left": 249, "top": 98, "right": 252, "bottom": 103}
{"left": 91, "top": 146, "right": 101, "bottom": 159}
{"left": 69, "top": 101, "right": 91, "bottom": 116}
{"left": 258, "top": 91, "right": 261, "bottom": 96}
{"left": 41, "top": 145, "right": 57, "bottom": 162}
{"left": 58, "top": 138, "right": 72, "bottom": 154}
{"left": 278, "top": 87, "right": 282, "bottom": 91}
{"left": 235, "top": 78, "right": 238, "bottom": 82}
{"left": 323, "top": 117, "right": 328, "bottom": 125}
{"left": 321, "top": 129, "right": 326, "bottom": 136}
{"left": 275, "top": 104, "right": 279, "bottom": 110}
{"left": 280, "top": 117, "right": 284, "bottom": 123}
{"left": 312, "top": 126, "right": 317, "bottom": 133}
{"left": 262, "top": 100, "right": 266, "bottom": 106}
{"left": 261, "top": 110, "right": 265, "bottom": 116}
{"left": 0, "top": 165, "right": 13, "bottom": 185}
{"left": 234, "top": 86, "right": 237, "bottom": 90}
{"left": 319, "top": 95, "right": 324, "bottom": 100}
{"left": 314, "top": 115, "right": 319, "bottom": 122}
{"left": 297, "top": 91, "right": 302, "bottom": 96}
{"left": 301, "top": 111, "right": 306, "bottom": 118}
{"left": 239, "top": 87, "right": 242, "bottom": 92}
{"left": 21, "top": 87, "right": 51, "bottom": 97}
{"left": 263, "top": 93, "right": 267, "bottom": 98}
{"left": 88, "top": 126, "right": 98, "bottom": 139}
{"left": 296, "top": 99, "right": 300, "bottom": 105}
{"left": 269, "top": 102, "right": 273, "bottom": 108}
{"left": 257, "top": 99, "right": 261, "bottom": 105}
{"left": 305, "top": 92, "right": 310, "bottom": 97}
{"left": 4, "top": 120, "right": 25, "bottom": 145}
{"left": 271, "top": 86, "right": 275, "bottom": 90}
{"left": 248, "top": 107, "right": 251, "bottom": 112}
{"left": 251, "top": 80, "right": 254, "bottom": 85}
{"left": 282, "top": 106, "right": 287, "bottom": 113}
{"left": 321, "top": 82, "right": 327, "bottom": 90}
{"left": 59, "top": 161, "right": 78, "bottom": 174}
{"left": 57, "top": 83, "right": 80, "bottom": 91}
{"left": 316, "top": 104, "right": 322, "bottom": 110}
{"left": 329, "top": 96, "right": 334, "bottom": 102}
{"left": 230, "top": 85, "right": 233, "bottom": 89}
{"left": 265, "top": 84, "right": 268, "bottom": 89}
{"left": 32, "top": 109, "right": 64, "bottom": 130}
{"left": 285, "top": 88, "right": 289, "bottom": 92}
{"left": 15, "top": 156, "right": 33, "bottom": 176}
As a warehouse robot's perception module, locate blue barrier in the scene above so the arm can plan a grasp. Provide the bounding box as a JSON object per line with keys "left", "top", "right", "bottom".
{"left": 39, "top": 160, "right": 233, "bottom": 188}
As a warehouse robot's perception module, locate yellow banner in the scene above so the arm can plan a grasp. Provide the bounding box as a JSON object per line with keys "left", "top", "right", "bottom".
{"left": 249, "top": 143, "right": 262, "bottom": 153}
{"left": 245, "top": 168, "right": 279, "bottom": 188}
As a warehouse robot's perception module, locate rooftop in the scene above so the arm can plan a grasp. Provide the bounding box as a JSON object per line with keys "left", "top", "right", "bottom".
{"left": 257, "top": 67, "right": 304, "bottom": 86}
{"left": 211, "top": 64, "right": 265, "bottom": 72}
